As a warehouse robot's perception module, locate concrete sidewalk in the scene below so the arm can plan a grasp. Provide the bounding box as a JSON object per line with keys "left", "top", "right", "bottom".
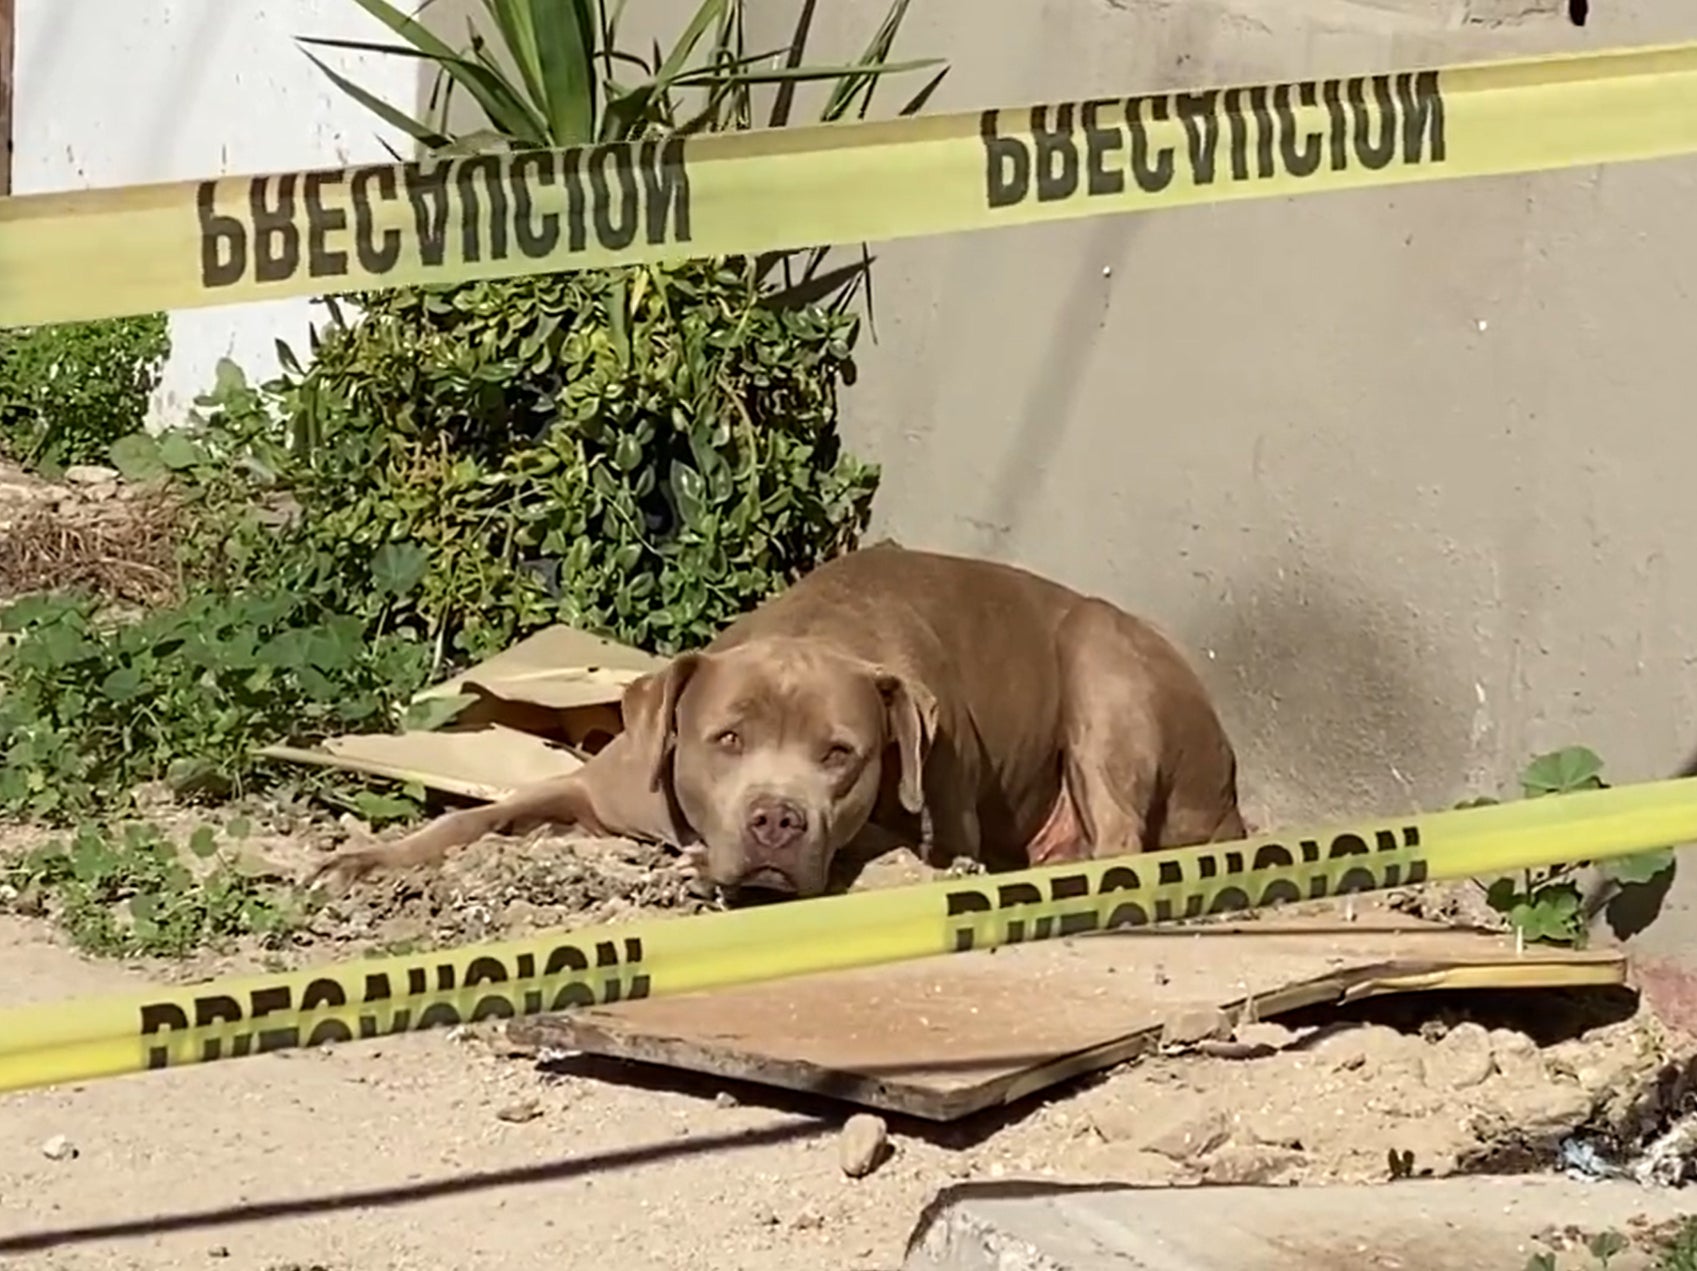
{"left": 902, "top": 1176, "right": 1697, "bottom": 1270}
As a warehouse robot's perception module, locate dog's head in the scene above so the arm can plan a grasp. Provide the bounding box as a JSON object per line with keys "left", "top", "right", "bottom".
{"left": 620, "top": 638, "right": 935, "bottom": 899}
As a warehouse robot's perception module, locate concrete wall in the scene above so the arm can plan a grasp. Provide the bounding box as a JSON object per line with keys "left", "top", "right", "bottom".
{"left": 10, "top": 0, "right": 411, "bottom": 419}
{"left": 745, "top": 0, "right": 1697, "bottom": 955}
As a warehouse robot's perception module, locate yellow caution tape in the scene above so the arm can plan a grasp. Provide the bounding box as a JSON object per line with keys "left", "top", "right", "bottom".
{"left": 7, "top": 41, "right": 1697, "bottom": 329}
{"left": 0, "top": 777, "right": 1691, "bottom": 1095}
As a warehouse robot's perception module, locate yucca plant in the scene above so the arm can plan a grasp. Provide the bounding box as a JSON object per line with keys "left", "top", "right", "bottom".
{"left": 302, "top": 0, "right": 947, "bottom": 310}
{"left": 233, "top": 0, "right": 950, "bottom": 669}
{"left": 301, "top": 0, "right": 947, "bottom": 152}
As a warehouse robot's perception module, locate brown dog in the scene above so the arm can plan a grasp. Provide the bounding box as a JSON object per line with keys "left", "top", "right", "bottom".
{"left": 307, "top": 544, "right": 1245, "bottom": 897}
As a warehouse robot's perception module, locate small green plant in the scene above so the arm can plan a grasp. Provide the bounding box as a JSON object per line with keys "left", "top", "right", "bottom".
{"left": 2, "top": 820, "right": 309, "bottom": 958}
{"left": 1523, "top": 1224, "right": 1696, "bottom": 1271}
{"left": 0, "top": 585, "right": 435, "bottom": 824}
{"left": 0, "top": 314, "right": 170, "bottom": 471}
{"left": 1656, "top": 1217, "right": 1697, "bottom": 1271}
{"left": 1465, "top": 746, "right": 1676, "bottom": 948}
{"left": 1587, "top": 1232, "right": 1629, "bottom": 1269}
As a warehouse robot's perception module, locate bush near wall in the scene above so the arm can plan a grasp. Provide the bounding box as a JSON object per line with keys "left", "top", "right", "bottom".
{"left": 0, "top": 315, "right": 170, "bottom": 472}
{"left": 181, "top": 262, "right": 878, "bottom": 665}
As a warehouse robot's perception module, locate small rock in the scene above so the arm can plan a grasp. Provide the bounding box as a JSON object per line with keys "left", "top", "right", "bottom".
{"left": 1573, "top": 1049, "right": 1642, "bottom": 1099}
{"left": 1422, "top": 1021, "right": 1496, "bottom": 1090}
{"left": 1489, "top": 1028, "right": 1546, "bottom": 1084}
{"left": 1330, "top": 1044, "right": 1369, "bottom": 1072}
{"left": 1418, "top": 1017, "right": 1453, "bottom": 1044}
{"left": 1313, "top": 1024, "right": 1417, "bottom": 1073}
{"left": 1383, "top": 1091, "right": 1445, "bottom": 1120}
{"left": 1124, "top": 1100, "right": 1230, "bottom": 1163}
{"left": 839, "top": 1113, "right": 889, "bottom": 1178}
{"left": 64, "top": 464, "right": 119, "bottom": 486}
{"left": 1512, "top": 1083, "right": 1597, "bottom": 1138}
{"left": 0, "top": 479, "right": 44, "bottom": 502}
{"left": 1245, "top": 1112, "right": 1304, "bottom": 1150}
{"left": 1159, "top": 1007, "right": 1233, "bottom": 1050}
{"left": 715, "top": 1091, "right": 738, "bottom": 1109}
{"left": 41, "top": 1134, "right": 77, "bottom": 1161}
{"left": 495, "top": 1097, "right": 544, "bottom": 1124}
{"left": 1195, "top": 1038, "right": 1279, "bottom": 1060}
{"left": 1202, "top": 1143, "right": 1306, "bottom": 1185}
{"left": 1480, "top": 1082, "right": 1596, "bottom": 1144}
{"left": 1075, "top": 1145, "right": 1189, "bottom": 1185}
{"left": 1235, "top": 1022, "right": 1298, "bottom": 1050}
{"left": 1420, "top": 1149, "right": 1462, "bottom": 1178}
{"left": 1489, "top": 1028, "right": 1537, "bottom": 1060}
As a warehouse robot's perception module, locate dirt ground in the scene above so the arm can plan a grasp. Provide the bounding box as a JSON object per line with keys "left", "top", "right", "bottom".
{"left": 4, "top": 819, "right": 1697, "bottom": 1271}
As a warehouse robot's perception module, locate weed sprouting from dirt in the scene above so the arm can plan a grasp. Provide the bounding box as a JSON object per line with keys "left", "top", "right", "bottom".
{"left": 1458, "top": 746, "right": 1677, "bottom": 948}
{"left": 1657, "top": 1218, "right": 1697, "bottom": 1271}
{"left": 1, "top": 819, "right": 312, "bottom": 958}
{"left": 1525, "top": 1217, "right": 1697, "bottom": 1271}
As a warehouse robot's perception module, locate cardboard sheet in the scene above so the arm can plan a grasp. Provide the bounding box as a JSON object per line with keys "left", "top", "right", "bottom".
{"left": 416, "top": 622, "right": 665, "bottom": 715}
{"left": 261, "top": 622, "right": 664, "bottom": 798}
{"left": 506, "top": 913, "right": 1627, "bottom": 1121}
{"left": 260, "top": 724, "right": 583, "bottom": 802}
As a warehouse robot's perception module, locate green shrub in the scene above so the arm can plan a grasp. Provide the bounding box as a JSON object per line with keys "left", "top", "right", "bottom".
{"left": 0, "top": 587, "right": 434, "bottom": 822}
{"left": 0, "top": 314, "right": 170, "bottom": 470}
{"left": 3, "top": 820, "right": 309, "bottom": 958}
{"left": 1466, "top": 745, "right": 1676, "bottom": 947}
{"left": 155, "top": 259, "right": 878, "bottom": 662}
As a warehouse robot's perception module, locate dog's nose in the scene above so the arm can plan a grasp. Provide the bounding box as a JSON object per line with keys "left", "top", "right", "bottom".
{"left": 745, "top": 796, "right": 808, "bottom": 852}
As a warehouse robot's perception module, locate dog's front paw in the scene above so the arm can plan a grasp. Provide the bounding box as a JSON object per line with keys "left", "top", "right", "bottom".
{"left": 677, "top": 845, "right": 719, "bottom": 900}
{"left": 303, "top": 845, "right": 390, "bottom": 896}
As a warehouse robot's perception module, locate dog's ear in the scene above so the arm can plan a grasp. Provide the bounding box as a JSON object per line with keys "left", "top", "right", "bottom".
{"left": 620, "top": 652, "right": 704, "bottom": 793}
{"left": 876, "top": 671, "right": 937, "bottom": 815}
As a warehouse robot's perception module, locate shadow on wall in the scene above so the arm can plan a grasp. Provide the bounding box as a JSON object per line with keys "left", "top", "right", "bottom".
{"left": 974, "top": 213, "right": 1150, "bottom": 552}
{"left": 1193, "top": 556, "right": 1468, "bottom": 828}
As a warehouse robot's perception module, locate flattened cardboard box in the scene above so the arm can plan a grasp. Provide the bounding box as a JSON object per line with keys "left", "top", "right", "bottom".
{"left": 261, "top": 622, "right": 665, "bottom": 800}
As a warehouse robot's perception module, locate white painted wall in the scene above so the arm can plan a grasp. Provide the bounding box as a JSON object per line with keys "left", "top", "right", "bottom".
{"left": 12, "top": 0, "right": 415, "bottom": 421}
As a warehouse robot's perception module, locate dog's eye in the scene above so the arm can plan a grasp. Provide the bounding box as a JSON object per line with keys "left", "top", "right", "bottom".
{"left": 822, "top": 742, "right": 855, "bottom": 766}
{"left": 714, "top": 729, "right": 742, "bottom": 753}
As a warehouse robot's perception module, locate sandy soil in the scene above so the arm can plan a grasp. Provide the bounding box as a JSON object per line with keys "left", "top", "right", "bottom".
{"left": 3, "top": 825, "right": 1696, "bottom": 1271}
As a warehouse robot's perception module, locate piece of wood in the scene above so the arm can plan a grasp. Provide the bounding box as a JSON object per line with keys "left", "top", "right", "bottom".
{"left": 0, "top": 0, "right": 13, "bottom": 197}
{"left": 507, "top": 912, "right": 1626, "bottom": 1121}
